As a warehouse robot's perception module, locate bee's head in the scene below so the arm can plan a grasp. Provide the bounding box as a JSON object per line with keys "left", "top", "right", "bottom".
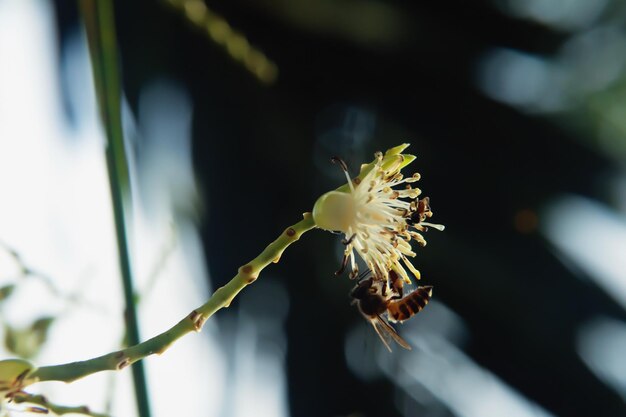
{"left": 350, "top": 277, "right": 383, "bottom": 300}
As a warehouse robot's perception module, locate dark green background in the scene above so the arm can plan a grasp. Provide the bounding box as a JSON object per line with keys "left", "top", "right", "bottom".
{"left": 54, "top": 1, "right": 626, "bottom": 416}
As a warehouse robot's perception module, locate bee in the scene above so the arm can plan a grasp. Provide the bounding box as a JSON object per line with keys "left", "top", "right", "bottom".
{"left": 388, "top": 269, "right": 405, "bottom": 298}
{"left": 405, "top": 196, "right": 431, "bottom": 227}
{"left": 350, "top": 272, "right": 433, "bottom": 352}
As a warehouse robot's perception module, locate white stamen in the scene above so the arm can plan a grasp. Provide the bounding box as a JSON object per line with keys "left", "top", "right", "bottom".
{"left": 313, "top": 146, "right": 444, "bottom": 284}
{"left": 420, "top": 222, "right": 445, "bottom": 231}
{"left": 342, "top": 168, "right": 355, "bottom": 193}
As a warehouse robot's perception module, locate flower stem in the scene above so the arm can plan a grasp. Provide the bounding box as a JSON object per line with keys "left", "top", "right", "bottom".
{"left": 77, "top": 1, "right": 150, "bottom": 415}
{"left": 30, "top": 214, "right": 316, "bottom": 384}
{"left": 12, "top": 392, "right": 109, "bottom": 417}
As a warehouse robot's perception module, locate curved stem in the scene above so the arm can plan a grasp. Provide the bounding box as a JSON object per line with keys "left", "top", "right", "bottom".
{"left": 30, "top": 214, "right": 316, "bottom": 384}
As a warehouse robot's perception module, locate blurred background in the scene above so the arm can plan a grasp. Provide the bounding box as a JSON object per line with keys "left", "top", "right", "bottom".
{"left": 1, "top": 0, "right": 626, "bottom": 416}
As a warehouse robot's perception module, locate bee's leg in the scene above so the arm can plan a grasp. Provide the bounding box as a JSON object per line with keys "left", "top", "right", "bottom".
{"left": 390, "top": 289, "right": 403, "bottom": 300}
{"left": 389, "top": 281, "right": 403, "bottom": 299}
{"left": 388, "top": 271, "right": 404, "bottom": 299}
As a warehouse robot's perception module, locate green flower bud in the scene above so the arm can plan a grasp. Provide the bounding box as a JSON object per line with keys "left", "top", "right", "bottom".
{"left": 0, "top": 359, "right": 36, "bottom": 396}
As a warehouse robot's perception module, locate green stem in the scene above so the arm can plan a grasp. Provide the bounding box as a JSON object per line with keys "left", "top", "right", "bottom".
{"left": 77, "top": 1, "right": 150, "bottom": 415}
{"left": 12, "top": 392, "right": 109, "bottom": 417}
{"left": 30, "top": 214, "right": 316, "bottom": 384}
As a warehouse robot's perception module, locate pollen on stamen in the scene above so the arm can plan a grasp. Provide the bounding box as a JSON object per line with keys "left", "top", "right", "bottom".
{"left": 409, "top": 231, "right": 421, "bottom": 240}
{"left": 314, "top": 145, "right": 444, "bottom": 285}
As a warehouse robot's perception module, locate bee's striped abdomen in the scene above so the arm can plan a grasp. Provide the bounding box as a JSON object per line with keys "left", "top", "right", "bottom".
{"left": 388, "top": 285, "right": 433, "bottom": 322}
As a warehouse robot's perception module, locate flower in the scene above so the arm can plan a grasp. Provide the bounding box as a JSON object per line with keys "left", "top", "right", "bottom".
{"left": 0, "top": 359, "right": 36, "bottom": 415}
{"left": 312, "top": 144, "right": 444, "bottom": 284}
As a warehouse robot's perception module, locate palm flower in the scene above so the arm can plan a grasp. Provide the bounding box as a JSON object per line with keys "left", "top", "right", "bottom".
{"left": 312, "top": 144, "right": 444, "bottom": 284}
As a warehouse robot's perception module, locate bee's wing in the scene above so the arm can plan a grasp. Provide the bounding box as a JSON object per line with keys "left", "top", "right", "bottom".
{"left": 371, "top": 315, "right": 412, "bottom": 352}
{"left": 370, "top": 318, "right": 393, "bottom": 352}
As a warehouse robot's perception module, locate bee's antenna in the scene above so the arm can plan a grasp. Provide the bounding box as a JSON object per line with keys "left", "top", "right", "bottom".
{"left": 356, "top": 269, "right": 372, "bottom": 282}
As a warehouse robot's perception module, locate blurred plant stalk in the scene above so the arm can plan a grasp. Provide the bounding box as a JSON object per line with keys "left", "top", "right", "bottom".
{"left": 164, "top": 0, "right": 278, "bottom": 84}
{"left": 77, "top": 0, "right": 151, "bottom": 416}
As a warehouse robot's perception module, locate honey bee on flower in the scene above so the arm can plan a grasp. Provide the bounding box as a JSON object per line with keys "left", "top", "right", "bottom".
{"left": 312, "top": 144, "right": 444, "bottom": 286}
